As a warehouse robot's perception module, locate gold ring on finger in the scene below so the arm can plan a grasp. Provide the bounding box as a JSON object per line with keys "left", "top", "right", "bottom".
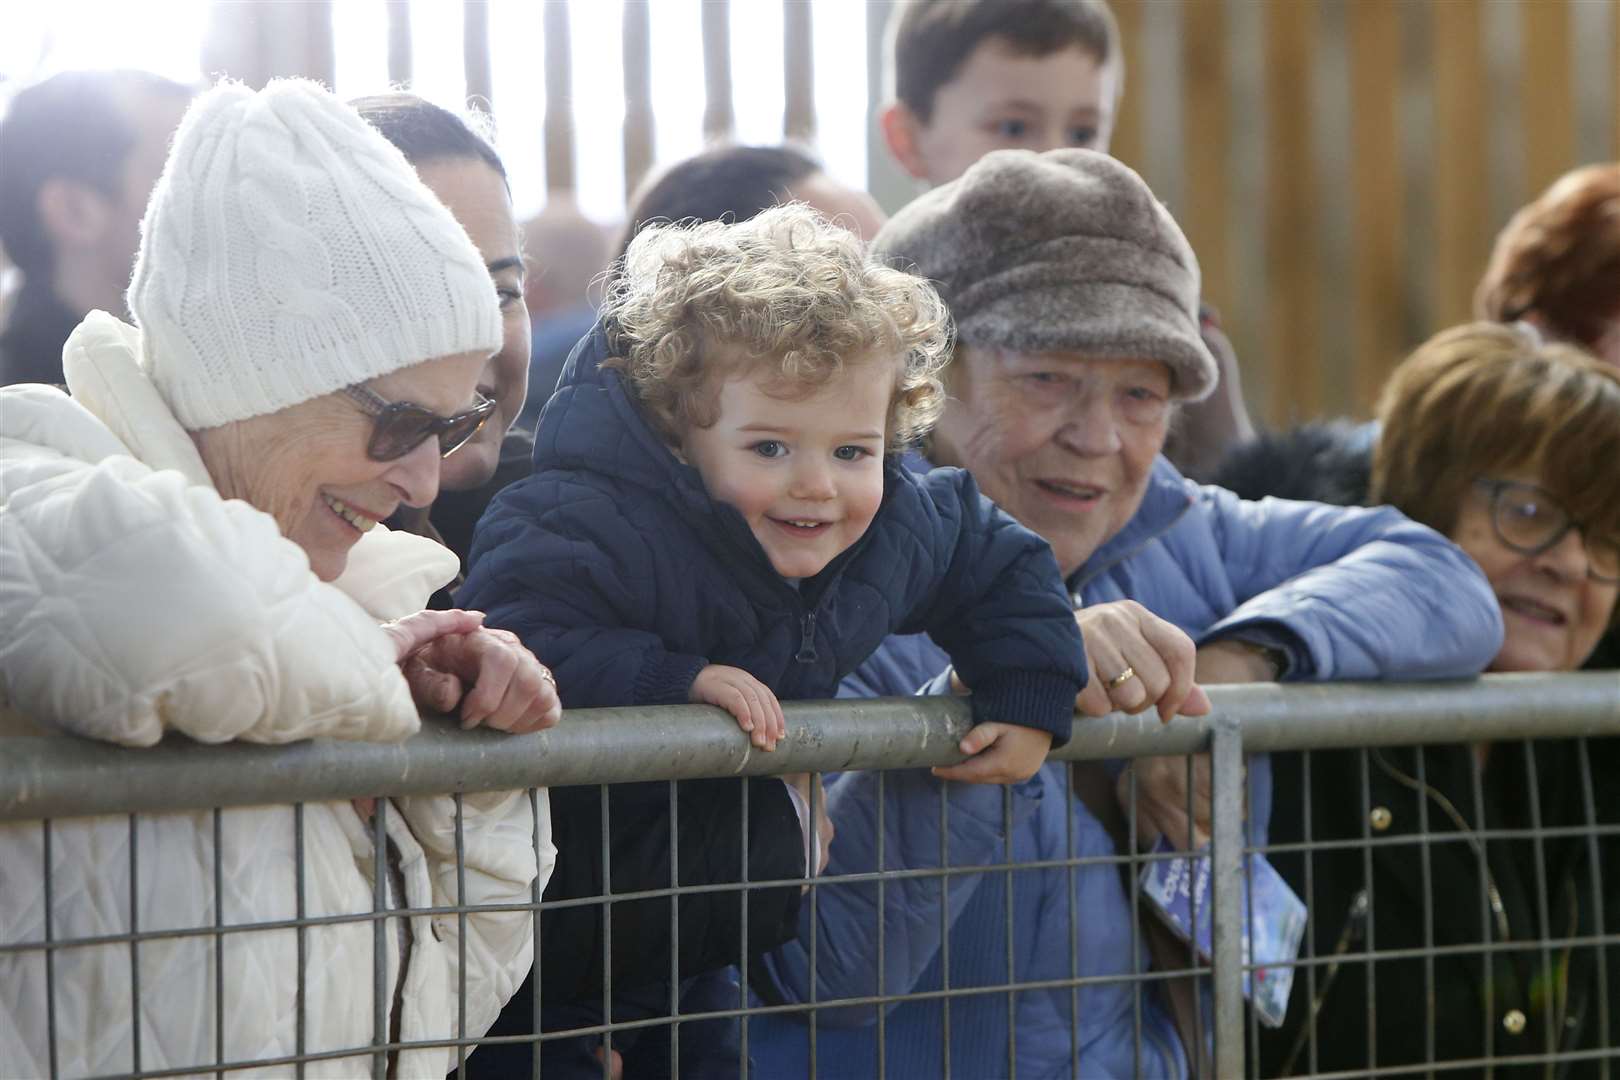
{"left": 1105, "top": 666, "right": 1137, "bottom": 691}
{"left": 539, "top": 667, "right": 556, "bottom": 687}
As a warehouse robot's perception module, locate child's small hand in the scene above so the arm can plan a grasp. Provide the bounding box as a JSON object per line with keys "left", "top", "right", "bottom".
{"left": 691, "top": 664, "right": 785, "bottom": 751}
{"left": 931, "top": 722, "right": 1053, "bottom": 784}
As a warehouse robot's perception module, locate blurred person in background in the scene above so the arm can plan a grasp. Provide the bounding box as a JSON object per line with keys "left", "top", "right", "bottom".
{"left": 1261, "top": 323, "right": 1620, "bottom": 1076}
{"left": 876, "top": 0, "right": 1255, "bottom": 480}
{"left": 520, "top": 201, "right": 610, "bottom": 417}
{"left": 0, "top": 79, "right": 558, "bottom": 1078}
{"left": 353, "top": 94, "right": 537, "bottom": 600}
{"left": 1476, "top": 163, "right": 1620, "bottom": 369}
{"left": 0, "top": 69, "right": 192, "bottom": 385}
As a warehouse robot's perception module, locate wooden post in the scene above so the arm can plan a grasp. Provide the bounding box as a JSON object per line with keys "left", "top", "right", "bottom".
{"left": 1521, "top": 0, "right": 1575, "bottom": 196}
{"left": 1180, "top": 0, "right": 1229, "bottom": 320}
{"left": 1263, "top": 0, "right": 1319, "bottom": 424}
{"left": 1433, "top": 0, "right": 1488, "bottom": 329}
{"left": 544, "top": 0, "right": 575, "bottom": 193}
{"left": 783, "top": 0, "right": 816, "bottom": 144}
{"left": 1110, "top": 0, "right": 1145, "bottom": 173}
{"left": 702, "top": 0, "right": 735, "bottom": 144}
{"left": 623, "top": 0, "right": 655, "bottom": 200}
{"left": 1349, "top": 0, "right": 1404, "bottom": 414}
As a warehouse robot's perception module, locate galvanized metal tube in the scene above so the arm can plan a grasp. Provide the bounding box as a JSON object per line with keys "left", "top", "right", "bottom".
{"left": 3, "top": 675, "right": 1617, "bottom": 821}
{"left": 1209, "top": 717, "right": 1246, "bottom": 1079}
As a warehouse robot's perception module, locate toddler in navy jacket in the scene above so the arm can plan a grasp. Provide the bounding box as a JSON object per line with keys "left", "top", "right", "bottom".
{"left": 460, "top": 204, "right": 1088, "bottom": 1072}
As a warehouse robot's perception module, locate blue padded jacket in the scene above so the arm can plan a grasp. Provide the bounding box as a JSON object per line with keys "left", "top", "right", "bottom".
{"left": 461, "top": 323, "right": 1089, "bottom": 740}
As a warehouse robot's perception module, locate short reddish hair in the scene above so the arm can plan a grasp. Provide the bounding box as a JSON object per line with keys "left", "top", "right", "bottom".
{"left": 1475, "top": 164, "right": 1620, "bottom": 352}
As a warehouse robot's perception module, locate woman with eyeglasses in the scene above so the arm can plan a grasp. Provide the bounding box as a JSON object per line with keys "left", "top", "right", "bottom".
{"left": 0, "top": 80, "right": 557, "bottom": 1077}
{"left": 1260, "top": 323, "right": 1620, "bottom": 1076}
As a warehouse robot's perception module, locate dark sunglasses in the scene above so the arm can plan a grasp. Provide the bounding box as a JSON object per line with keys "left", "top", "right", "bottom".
{"left": 341, "top": 384, "right": 496, "bottom": 462}
{"left": 1474, "top": 478, "right": 1620, "bottom": 584}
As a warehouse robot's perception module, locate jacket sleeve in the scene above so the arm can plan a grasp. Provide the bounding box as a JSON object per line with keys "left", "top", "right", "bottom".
{"left": 1197, "top": 487, "right": 1504, "bottom": 680}
{"left": 459, "top": 480, "right": 708, "bottom": 707}
{"left": 393, "top": 787, "right": 552, "bottom": 1041}
{"left": 896, "top": 467, "right": 1088, "bottom": 743}
{"left": 755, "top": 766, "right": 1043, "bottom": 1024}
{"left": 0, "top": 437, "right": 419, "bottom": 747}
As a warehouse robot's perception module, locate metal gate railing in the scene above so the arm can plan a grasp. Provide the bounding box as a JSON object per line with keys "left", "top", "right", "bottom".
{"left": 2, "top": 672, "right": 1617, "bottom": 1078}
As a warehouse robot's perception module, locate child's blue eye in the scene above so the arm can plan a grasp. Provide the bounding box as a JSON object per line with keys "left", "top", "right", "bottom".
{"left": 1068, "top": 126, "right": 1099, "bottom": 147}
{"left": 994, "top": 118, "right": 1029, "bottom": 139}
{"left": 750, "top": 440, "right": 786, "bottom": 459}
{"left": 833, "top": 445, "right": 870, "bottom": 462}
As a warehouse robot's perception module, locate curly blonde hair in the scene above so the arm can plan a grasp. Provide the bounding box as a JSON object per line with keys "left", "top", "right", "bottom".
{"left": 602, "top": 202, "right": 951, "bottom": 450}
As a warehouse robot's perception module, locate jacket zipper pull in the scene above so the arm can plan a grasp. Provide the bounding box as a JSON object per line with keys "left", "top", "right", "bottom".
{"left": 795, "top": 611, "right": 819, "bottom": 663}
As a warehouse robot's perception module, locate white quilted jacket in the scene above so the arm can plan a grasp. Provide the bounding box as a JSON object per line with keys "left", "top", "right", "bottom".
{"left": 0, "top": 313, "right": 555, "bottom": 1078}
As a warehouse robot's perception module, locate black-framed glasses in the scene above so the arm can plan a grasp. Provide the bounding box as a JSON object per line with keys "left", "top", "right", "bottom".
{"left": 1474, "top": 478, "right": 1620, "bottom": 584}
{"left": 341, "top": 384, "right": 496, "bottom": 462}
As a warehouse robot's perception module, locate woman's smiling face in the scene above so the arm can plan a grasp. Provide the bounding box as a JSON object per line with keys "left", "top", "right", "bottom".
{"left": 196, "top": 349, "right": 489, "bottom": 581}
{"left": 1450, "top": 475, "right": 1619, "bottom": 672}
{"left": 930, "top": 347, "right": 1173, "bottom": 578}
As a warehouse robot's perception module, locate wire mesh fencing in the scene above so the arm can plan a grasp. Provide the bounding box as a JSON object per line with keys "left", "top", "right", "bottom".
{"left": 2, "top": 672, "right": 1617, "bottom": 1079}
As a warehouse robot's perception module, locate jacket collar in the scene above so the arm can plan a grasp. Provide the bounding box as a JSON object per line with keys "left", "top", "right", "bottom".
{"left": 543, "top": 321, "right": 903, "bottom": 596}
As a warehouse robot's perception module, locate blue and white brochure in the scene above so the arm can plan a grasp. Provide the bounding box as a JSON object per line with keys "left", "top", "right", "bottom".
{"left": 1138, "top": 837, "right": 1307, "bottom": 1028}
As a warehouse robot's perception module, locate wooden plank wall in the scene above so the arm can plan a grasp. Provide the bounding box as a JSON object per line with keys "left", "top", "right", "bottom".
{"left": 1109, "top": 0, "right": 1617, "bottom": 424}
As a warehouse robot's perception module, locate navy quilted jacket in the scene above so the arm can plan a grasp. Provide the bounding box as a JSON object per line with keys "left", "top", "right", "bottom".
{"left": 462, "top": 323, "right": 1088, "bottom": 741}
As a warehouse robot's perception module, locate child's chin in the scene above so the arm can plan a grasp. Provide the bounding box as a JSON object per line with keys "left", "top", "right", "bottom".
{"left": 769, "top": 553, "right": 833, "bottom": 579}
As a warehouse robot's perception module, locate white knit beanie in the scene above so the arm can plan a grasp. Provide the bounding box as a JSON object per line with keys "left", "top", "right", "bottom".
{"left": 128, "top": 79, "right": 501, "bottom": 430}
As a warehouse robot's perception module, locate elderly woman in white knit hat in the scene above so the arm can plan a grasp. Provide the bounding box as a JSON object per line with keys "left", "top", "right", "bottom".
{"left": 749, "top": 148, "right": 1506, "bottom": 1076}
{"left": 0, "top": 81, "right": 557, "bottom": 1077}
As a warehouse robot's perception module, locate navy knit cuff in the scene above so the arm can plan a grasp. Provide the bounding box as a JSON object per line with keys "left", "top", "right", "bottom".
{"left": 968, "top": 671, "right": 1080, "bottom": 748}
{"left": 633, "top": 652, "right": 710, "bottom": 706}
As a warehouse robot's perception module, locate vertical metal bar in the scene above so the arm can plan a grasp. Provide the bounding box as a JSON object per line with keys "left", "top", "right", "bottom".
{"left": 1358, "top": 749, "right": 1378, "bottom": 1069}
{"left": 295, "top": 803, "right": 307, "bottom": 1080}
{"left": 1210, "top": 719, "right": 1247, "bottom": 1080}
{"left": 455, "top": 793, "right": 469, "bottom": 1077}
{"left": 214, "top": 808, "right": 225, "bottom": 1079}
{"left": 385, "top": 0, "right": 412, "bottom": 87}
{"left": 668, "top": 780, "right": 679, "bottom": 1079}
{"left": 1469, "top": 747, "right": 1496, "bottom": 1070}
{"left": 738, "top": 778, "right": 751, "bottom": 1077}
{"left": 1003, "top": 783, "right": 1016, "bottom": 1080}
{"left": 1414, "top": 748, "right": 1437, "bottom": 1071}
{"left": 1521, "top": 741, "right": 1559, "bottom": 1060}
{"left": 1300, "top": 750, "right": 1318, "bottom": 1077}
{"left": 700, "top": 0, "right": 734, "bottom": 143}
{"left": 1576, "top": 739, "right": 1611, "bottom": 1077}
{"left": 781, "top": 0, "right": 815, "bottom": 143}
{"left": 129, "top": 813, "right": 142, "bottom": 1075}
{"left": 1244, "top": 761, "right": 1260, "bottom": 1078}
{"left": 876, "top": 769, "right": 887, "bottom": 1079}
{"left": 808, "top": 775, "right": 820, "bottom": 1078}
{"left": 1126, "top": 766, "right": 1142, "bottom": 1080}
{"left": 372, "top": 799, "right": 389, "bottom": 1080}
{"left": 938, "top": 778, "right": 952, "bottom": 1080}
{"left": 530, "top": 787, "right": 544, "bottom": 1080}
{"left": 600, "top": 784, "right": 613, "bottom": 1076}
{"left": 43, "top": 820, "right": 58, "bottom": 1080}
{"left": 463, "top": 0, "right": 493, "bottom": 108}
{"left": 543, "top": 0, "right": 576, "bottom": 193}
{"left": 1187, "top": 755, "right": 1204, "bottom": 1077}
{"left": 1065, "top": 765, "right": 1080, "bottom": 1080}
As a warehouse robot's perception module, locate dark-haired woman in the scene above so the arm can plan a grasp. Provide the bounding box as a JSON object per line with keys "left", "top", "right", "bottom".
{"left": 352, "top": 94, "right": 535, "bottom": 592}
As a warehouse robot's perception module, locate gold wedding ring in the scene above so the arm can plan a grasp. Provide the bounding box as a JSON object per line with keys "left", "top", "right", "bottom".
{"left": 538, "top": 667, "right": 556, "bottom": 687}
{"left": 1105, "top": 666, "right": 1137, "bottom": 691}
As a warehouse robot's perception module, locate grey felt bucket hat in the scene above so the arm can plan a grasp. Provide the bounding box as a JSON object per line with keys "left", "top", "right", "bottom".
{"left": 871, "top": 148, "right": 1217, "bottom": 401}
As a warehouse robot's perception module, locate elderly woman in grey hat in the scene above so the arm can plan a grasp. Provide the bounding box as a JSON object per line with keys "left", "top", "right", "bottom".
{"left": 748, "top": 148, "right": 1504, "bottom": 1077}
